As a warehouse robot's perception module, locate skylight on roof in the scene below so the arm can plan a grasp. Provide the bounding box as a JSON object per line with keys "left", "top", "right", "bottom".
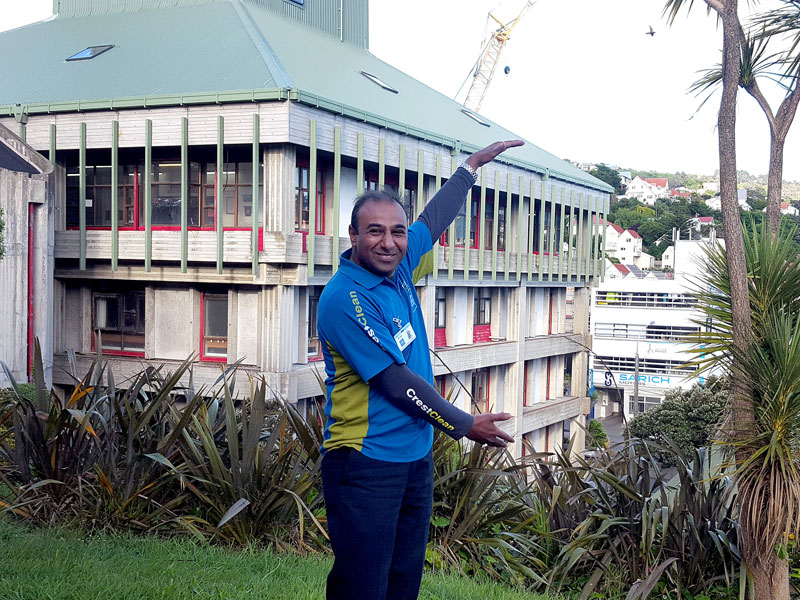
{"left": 461, "top": 109, "right": 491, "bottom": 127}
{"left": 360, "top": 71, "right": 398, "bottom": 94}
{"left": 66, "top": 45, "right": 114, "bottom": 62}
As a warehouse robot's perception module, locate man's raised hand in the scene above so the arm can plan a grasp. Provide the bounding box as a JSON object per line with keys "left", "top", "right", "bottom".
{"left": 466, "top": 412, "right": 515, "bottom": 448}
{"left": 465, "top": 140, "right": 525, "bottom": 170}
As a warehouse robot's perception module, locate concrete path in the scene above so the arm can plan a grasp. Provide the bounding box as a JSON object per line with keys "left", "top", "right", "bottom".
{"left": 598, "top": 413, "right": 626, "bottom": 445}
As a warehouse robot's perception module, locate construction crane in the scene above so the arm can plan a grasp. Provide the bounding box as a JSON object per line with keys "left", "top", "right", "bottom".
{"left": 460, "top": 1, "right": 537, "bottom": 113}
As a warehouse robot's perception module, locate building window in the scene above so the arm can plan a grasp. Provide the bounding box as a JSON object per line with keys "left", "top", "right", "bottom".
{"left": 308, "top": 286, "right": 322, "bottom": 360}
{"left": 66, "top": 159, "right": 263, "bottom": 229}
{"left": 295, "top": 165, "right": 325, "bottom": 234}
{"left": 434, "top": 375, "right": 446, "bottom": 397}
{"left": 67, "top": 164, "right": 138, "bottom": 227}
{"left": 201, "top": 293, "right": 228, "bottom": 361}
{"left": 498, "top": 203, "right": 506, "bottom": 251}
{"left": 474, "top": 288, "right": 491, "bottom": 326}
{"left": 594, "top": 322, "right": 699, "bottom": 341}
{"left": 434, "top": 287, "right": 447, "bottom": 329}
{"left": 434, "top": 287, "right": 447, "bottom": 348}
{"left": 363, "top": 171, "right": 418, "bottom": 221}
{"left": 149, "top": 161, "right": 183, "bottom": 226}
{"left": 216, "top": 161, "right": 262, "bottom": 228}
{"left": 66, "top": 45, "right": 114, "bottom": 61}
{"left": 186, "top": 161, "right": 264, "bottom": 228}
{"left": 523, "top": 362, "right": 529, "bottom": 407}
{"left": 471, "top": 368, "right": 490, "bottom": 415}
{"left": 595, "top": 291, "right": 698, "bottom": 309}
{"left": 443, "top": 189, "right": 492, "bottom": 248}
{"left": 628, "top": 394, "right": 662, "bottom": 415}
{"left": 93, "top": 291, "right": 145, "bottom": 354}
{"left": 595, "top": 355, "right": 698, "bottom": 376}
{"left": 473, "top": 287, "right": 492, "bottom": 343}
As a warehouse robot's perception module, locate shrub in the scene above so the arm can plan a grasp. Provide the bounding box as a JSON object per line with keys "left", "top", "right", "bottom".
{"left": 535, "top": 438, "right": 740, "bottom": 599}
{"left": 428, "top": 434, "right": 547, "bottom": 586}
{"left": 586, "top": 419, "right": 609, "bottom": 448}
{"left": 0, "top": 342, "right": 326, "bottom": 549}
{"left": 626, "top": 376, "right": 728, "bottom": 465}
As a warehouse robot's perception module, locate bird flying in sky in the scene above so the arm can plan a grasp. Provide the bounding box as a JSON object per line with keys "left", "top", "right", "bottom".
{"left": 646, "top": 26, "right": 655, "bottom": 37}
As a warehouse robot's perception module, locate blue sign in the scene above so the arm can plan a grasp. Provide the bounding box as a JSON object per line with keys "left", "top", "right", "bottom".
{"left": 604, "top": 371, "right": 613, "bottom": 387}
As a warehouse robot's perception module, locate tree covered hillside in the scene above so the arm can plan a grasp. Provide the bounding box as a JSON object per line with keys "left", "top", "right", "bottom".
{"left": 589, "top": 164, "right": 800, "bottom": 259}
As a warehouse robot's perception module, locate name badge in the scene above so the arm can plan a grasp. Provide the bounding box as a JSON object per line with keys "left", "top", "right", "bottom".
{"left": 394, "top": 322, "right": 416, "bottom": 352}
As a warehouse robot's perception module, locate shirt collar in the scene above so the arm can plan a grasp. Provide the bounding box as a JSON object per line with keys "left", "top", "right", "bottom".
{"left": 338, "top": 249, "right": 386, "bottom": 289}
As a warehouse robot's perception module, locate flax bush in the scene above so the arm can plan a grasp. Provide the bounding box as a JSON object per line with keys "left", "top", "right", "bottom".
{"left": 0, "top": 343, "right": 745, "bottom": 598}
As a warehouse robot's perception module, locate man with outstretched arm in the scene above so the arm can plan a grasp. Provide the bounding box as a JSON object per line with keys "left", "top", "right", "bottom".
{"left": 317, "top": 139, "right": 524, "bottom": 600}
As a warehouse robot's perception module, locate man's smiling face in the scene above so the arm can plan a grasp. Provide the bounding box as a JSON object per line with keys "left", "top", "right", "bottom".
{"left": 349, "top": 198, "right": 409, "bottom": 278}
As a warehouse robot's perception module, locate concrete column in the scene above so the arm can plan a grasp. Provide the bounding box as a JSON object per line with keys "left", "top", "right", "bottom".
{"left": 451, "top": 287, "right": 471, "bottom": 345}
{"left": 569, "top": 285, "right": 591, "bottom": 455}
{"left": 505, "top": 285, "right": 527, "bottom": 459}
{"left": 570, "top": 413, "right": 587, "bottom": 453}
{"left": 264, "top": 144, "right": 295, "bottom": 234}
{"left": 79, "top": 287, "right": 92, "bottom": 355}
{"left": 261, "top": 285, "right": 297, "bottom": 373}
{"left": 0, "top": 170, "right": 29, "bottom": 384}
{"left": 456, "top": 370, "right": 472, "bottom": 414}
{"left": 151, "top": 287, "right": 194, "bottom": 360}
{"left": 229, "top": 289, "right": 264, "bottom": 365}
{"left": 417, "top": 283, "right": 435, "bottom": 350}
{"left": 443, "top": 286, "right": 455, "bottom": 347}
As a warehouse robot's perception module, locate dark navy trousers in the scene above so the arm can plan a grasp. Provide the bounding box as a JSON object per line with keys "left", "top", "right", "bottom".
{"left": 321, "top": 447, "right": 434, "bottom": 600}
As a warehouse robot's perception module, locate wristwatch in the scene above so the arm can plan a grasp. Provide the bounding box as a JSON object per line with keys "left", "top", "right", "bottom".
{"left": 459, "top": 162, "right": 479, "bottom": 184}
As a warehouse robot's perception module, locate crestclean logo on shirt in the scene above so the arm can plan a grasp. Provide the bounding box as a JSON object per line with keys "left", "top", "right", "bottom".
{"left": 350, "top": 290, "right": 381, "bottom": 346}
{"left": 406, "top": 388, "right": 456, "bottom": 432}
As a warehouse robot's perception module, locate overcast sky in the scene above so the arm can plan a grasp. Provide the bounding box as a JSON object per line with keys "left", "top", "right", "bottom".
{"left": 4, "top": 0, "right": 799, "bottom": 180}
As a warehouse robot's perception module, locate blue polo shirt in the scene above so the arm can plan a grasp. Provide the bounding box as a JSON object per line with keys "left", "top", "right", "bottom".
{"left": 317, "top": 220, "right": 436, "bottom": 462}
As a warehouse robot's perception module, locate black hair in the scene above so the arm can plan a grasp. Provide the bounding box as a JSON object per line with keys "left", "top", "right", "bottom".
{"left": 350, "top": 188, "right": 406, "bottom": 232}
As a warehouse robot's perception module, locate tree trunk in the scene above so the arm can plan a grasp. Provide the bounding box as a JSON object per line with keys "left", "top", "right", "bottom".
{"left": 717, "top": 4, "right": 780, "bottom": 599}
{"left": 750, "top": 554, "right": 790, "bottom": 600}
{"left": 717, "top": 2, "right": 753, "bottom": 438}
{"left": 765, "top": 132, "right": 784, "bottom": 235}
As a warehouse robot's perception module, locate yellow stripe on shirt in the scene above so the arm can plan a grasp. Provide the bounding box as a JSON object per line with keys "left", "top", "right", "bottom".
{"left": 325, "top": 343, "right": 370, "bottom": 453}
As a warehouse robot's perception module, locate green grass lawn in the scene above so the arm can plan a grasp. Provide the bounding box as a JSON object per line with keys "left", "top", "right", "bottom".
{"left": 0, "top": 519, "right": 557, "bottom": 600}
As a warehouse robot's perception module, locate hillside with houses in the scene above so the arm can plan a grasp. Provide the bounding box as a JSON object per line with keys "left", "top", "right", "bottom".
{"left": 568, "top": 161, "right": 800, "bottom": 269}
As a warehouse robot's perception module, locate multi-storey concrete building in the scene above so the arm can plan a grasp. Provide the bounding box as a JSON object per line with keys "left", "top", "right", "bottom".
{"left": 0, "top": 0, "right": 612, "bottom": 456}
{"left": 590, "top": 237, "right": 720, "bottom": 417}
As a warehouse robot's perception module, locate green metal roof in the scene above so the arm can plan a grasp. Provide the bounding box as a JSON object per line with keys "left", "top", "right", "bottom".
{"left": 0, "top": 1, "right": 612, "bottom": 193}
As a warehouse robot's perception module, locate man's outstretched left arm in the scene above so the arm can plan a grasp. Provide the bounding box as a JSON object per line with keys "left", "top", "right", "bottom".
{"left": 417, "top": 140, "right": 524, "bottom": 242}
{"left": 370, "top": 362, "right": 515, "bottom": 447}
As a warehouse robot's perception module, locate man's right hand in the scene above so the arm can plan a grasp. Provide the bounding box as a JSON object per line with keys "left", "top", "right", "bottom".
{"left": 465, "top": 412, "right": 515, "bottom": 448}
{"left": 464, "top": 140, "right": 524, "bottom": 171}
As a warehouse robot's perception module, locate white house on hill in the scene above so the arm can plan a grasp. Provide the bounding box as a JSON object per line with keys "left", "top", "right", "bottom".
{"left": 705, "top": 189, "right": 750, "bottom": 212}
{"left": 624, "top": 177, "right": 669, "bottom": 206}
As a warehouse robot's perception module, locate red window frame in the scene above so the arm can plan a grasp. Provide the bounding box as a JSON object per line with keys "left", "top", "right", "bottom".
{"left": 307, "top": 287, "right": 323, "bottom": 362}
{"left": 440, "top": 190, "right": 484, "bottom": 249}
{"left": 199, "top": 292, "right": 228, "bottom": 363}
{"left": 67, "top": 161, "right": 263, "bottom": 234}
{"left": 434, "top": 375, "right": 446, "bottom": 398}
{"left": 471, "top": 368, "right": 491, "bottom": 415}
{"left": 363, "top": 169, "right": 418, "bottom": 220}
{"left": 473, "top": 288, "right": 491, "bottom": 343}
{"left": 90, "top": 290, "right": 146, "bottom": 357}
{"left": 434, "top": 287, "right": 447, "bottom": 348}
{"left": 295, "top": 156, "right": 325, "bottom": 236}
{"left": 523, "top": 363, "right": 529, "bottom": 407}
